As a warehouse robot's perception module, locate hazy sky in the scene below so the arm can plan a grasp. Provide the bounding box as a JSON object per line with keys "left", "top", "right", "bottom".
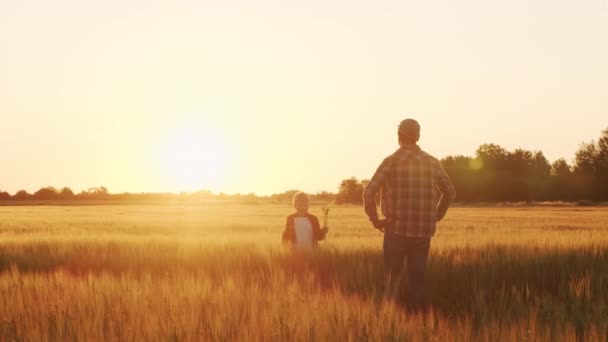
{"left": 1, "top": 0, "right": 607, "bottom": 195}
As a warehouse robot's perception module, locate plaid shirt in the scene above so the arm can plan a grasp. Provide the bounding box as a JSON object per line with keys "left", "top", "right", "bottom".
{"left": 363, "top": 144, "right": 456, "bottom": 238}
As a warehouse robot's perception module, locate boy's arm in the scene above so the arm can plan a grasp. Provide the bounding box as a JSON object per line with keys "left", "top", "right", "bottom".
{"left": 311, "top": 216, "right": 327, "bottom": 241}
{"left": 282, "top": 216, "right": 295, "bottom": 244}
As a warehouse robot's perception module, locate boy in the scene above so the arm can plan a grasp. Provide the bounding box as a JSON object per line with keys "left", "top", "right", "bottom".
{"left": 282, "top": 192, "right": 328, "bottom": 251}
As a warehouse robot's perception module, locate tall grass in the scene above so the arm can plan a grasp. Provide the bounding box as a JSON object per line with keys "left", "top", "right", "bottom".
{"left": 0, "top": 205, "right": 607, "bottom": 340}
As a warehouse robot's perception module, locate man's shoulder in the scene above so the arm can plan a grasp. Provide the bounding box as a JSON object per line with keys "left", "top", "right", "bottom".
{"left": 393, "top": 146, "right": 439, "bottom": 162}
{"left": 383, "top": 149, "right": 402, "bottom": 163}
{"left": 371, "top": 152, "right": 397, "bottom": 172}
{"left": 419, "top": 149, "right": 439, "bottom": 163}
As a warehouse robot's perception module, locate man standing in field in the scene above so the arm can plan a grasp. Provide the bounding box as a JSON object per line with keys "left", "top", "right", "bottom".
{"left": 363, "top": 118, "right": 456, "bottom": 311}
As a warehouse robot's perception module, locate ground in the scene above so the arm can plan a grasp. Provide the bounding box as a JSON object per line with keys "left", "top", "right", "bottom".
{"left": 0, "top": 205, "right": 607, "bottom": 341}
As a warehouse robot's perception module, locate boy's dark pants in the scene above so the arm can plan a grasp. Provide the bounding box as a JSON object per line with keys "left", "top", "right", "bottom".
{"left": 383, "top": 231, "right": 431, "bottom": 311}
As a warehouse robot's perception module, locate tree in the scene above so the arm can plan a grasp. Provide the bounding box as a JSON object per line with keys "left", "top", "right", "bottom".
{"left": 0, "top": 191, "right": 10, "bottom": 200}
{"left": 13, "top": 190, "right": 32, "bottom": 200}
{"left": 572, "top": 128, "right": 608, "bottom": 200}
{"left": 472, "top": 144, "right": 552, "bottom": 201}
{"left": 596, "top": 128, "right": 608, "bottom": 200}
{"left": 336, "top": 177, "right": 365, "bottom": 204}
{"left": 33, "top": 187, "right": 60, "bottom": 200}
{"left": 547, "top": 159, "right": 574, "bottom": 200}
{"left": 80, "top": 186, "right": 110, "bottom": 200}
{"left": 441, "top": 155, "right": 482, "bottom": 201}
{"left": 310, "top": 191, "right": 335, "bottom": 203}
{"left": 597, "top": 128, "right": 608, "bottom": 168}
{"left": 528, "top": 151, "right": 551, "bottom": 200}
{"left": 476, "top": 144, "right": 508, "bottom": 169}
{"left": 60, "top": 187, "right": 75, "bottom": 199}
{"left": 574, "top": 142, "right": 598, "bottom": 173}
{"left": 270, "top": 190, "right": 301, "bottom": 203}
{"left": 551, "top": 159, "right": 571, "bottom": 178}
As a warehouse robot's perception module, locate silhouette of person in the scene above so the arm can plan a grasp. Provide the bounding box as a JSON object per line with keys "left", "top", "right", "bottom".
{"left": 363, "top": 118, "right": 456, "bottom": 311}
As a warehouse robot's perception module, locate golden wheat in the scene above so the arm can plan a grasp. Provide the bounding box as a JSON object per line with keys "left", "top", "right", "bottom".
{"left": 0, "top": 205, "right": 607, "bottom": 341}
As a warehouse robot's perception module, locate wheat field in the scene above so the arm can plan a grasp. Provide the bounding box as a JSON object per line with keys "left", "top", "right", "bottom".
{"left": 0, "top": 205, "right": 607, "bottom": 341}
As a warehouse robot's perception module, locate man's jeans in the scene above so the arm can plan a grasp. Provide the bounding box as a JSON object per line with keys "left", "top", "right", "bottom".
{"left": 383, "top": 231, "right": 431, "bottom": 311}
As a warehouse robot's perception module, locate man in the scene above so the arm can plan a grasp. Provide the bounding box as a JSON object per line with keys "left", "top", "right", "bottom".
{"left": 363, "top": 118, "right": 456, "bottom": 311}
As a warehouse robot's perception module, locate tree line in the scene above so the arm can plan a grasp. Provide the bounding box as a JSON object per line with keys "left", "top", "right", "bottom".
{"left": 443, "top": 128, "right": 608, "bottom": 202}
{"left": 2, "top": 128, "right": 606, "bottom": 204}
{"left": 332, "top": 128, "right": 608, "bottom": 203}
{"left": 0, "top": 187, "right": 261, "bottom": 203}
{"left": 0, "top": 187, "right": 111, "bottom": 201}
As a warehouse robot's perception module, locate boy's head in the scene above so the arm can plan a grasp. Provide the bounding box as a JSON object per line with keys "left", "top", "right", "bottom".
{"left": 293, "top": 192, "right": 310, "bottom": 213}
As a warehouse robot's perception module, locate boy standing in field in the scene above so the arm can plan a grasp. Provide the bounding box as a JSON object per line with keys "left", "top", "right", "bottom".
{"left": 282, "top": 192, "right": 328, "bottom": 251}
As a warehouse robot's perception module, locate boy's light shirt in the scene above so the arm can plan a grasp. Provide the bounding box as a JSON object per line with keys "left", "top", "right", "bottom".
{"left": 294, "top": 217, "right": 314, "bottom": 251}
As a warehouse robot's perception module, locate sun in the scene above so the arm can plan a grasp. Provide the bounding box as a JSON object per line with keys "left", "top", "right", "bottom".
{"left": 160, "top": 126, "right": 230, "bottom": 192}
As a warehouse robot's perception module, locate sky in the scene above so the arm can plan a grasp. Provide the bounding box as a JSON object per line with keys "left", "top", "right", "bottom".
{"left": 1, "top": 0, "right": 607, "bottom": 195}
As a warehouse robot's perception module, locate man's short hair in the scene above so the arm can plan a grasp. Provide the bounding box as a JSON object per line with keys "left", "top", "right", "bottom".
{"left": 398, "top": 119, "right": 420, "bottom": 144}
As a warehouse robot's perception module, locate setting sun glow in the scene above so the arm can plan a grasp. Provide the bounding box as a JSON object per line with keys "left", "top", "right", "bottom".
{"left": 159, "top": 126, "right": 230, "bottom": 193}
{"left": 1, "top": 0, "right": 606, "bottom": 195}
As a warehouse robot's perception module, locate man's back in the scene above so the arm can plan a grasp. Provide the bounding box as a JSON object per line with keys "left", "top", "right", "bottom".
{"left": 364, "top": 144, "right": 456, "bottom": 237}
{"left": 364, "top": 118, "right": 456, "bottom": 308}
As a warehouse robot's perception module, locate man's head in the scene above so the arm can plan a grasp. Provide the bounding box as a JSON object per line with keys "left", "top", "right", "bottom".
{"left": 293, "top": 192, "right": 310, "bottom": 213}
{"left": 398, "top": 119, "right": 420, "bottom": 146}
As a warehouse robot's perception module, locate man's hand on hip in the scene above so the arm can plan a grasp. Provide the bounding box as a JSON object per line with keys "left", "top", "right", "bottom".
{"left": 437, "top": 210, "right": 447, "bottom": 222}
{"left": 371, "top": 218, "right": 389, "bottom": 232}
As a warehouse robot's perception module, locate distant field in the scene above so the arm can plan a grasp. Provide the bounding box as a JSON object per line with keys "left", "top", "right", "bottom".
{"left": 1, "top": 205, "right": 607, "bottom": 341}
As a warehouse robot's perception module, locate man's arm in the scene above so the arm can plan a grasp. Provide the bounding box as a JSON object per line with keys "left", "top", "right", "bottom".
{"left": 363, "top": 157, "right": 392, "bottom": 228}
{"left": 435, "top": 160, "right": 456, "bottom": 221}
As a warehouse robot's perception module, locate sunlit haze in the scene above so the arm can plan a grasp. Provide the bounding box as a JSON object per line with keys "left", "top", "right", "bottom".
{"left": 1, "top": 0, "right": 607, "bottom": 195}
